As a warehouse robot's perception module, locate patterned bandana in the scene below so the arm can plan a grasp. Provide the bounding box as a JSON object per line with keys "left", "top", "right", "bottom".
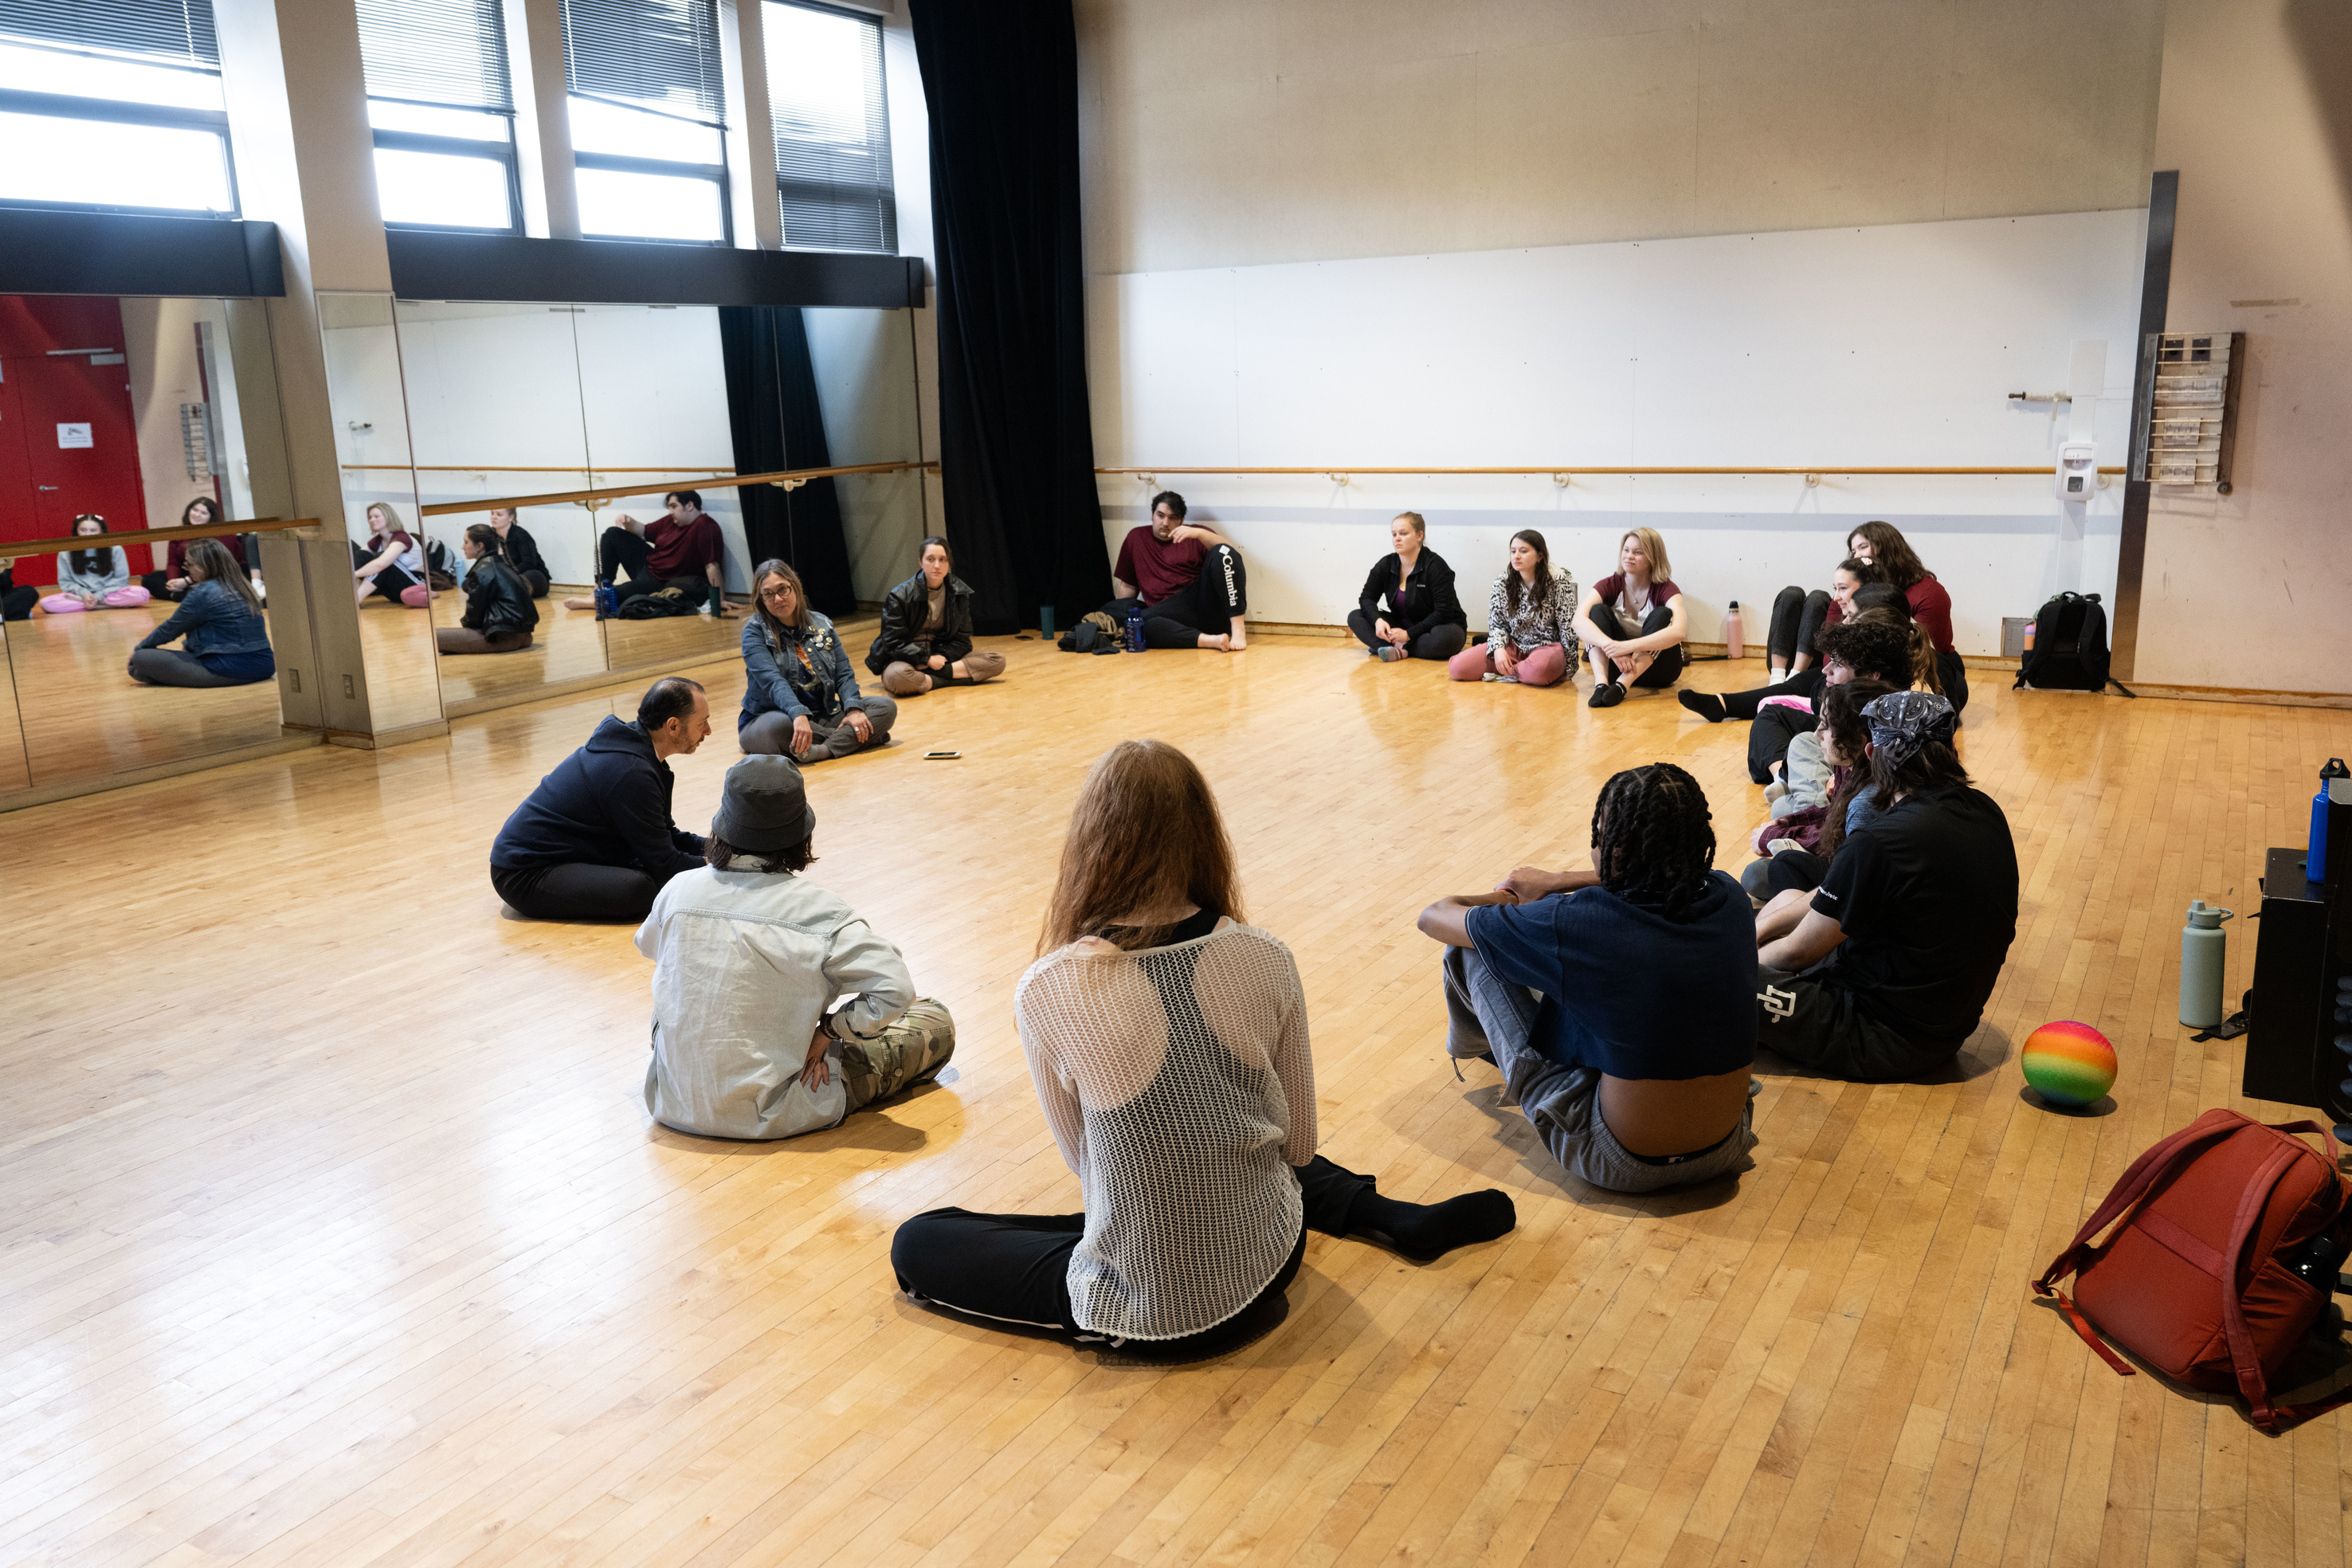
{"left": 1861, "top": 689, "right": 1957, "bottom": 770}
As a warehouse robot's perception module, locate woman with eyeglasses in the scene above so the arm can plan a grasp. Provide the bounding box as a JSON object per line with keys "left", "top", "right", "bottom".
{"left": 738, "top": 559, "right": 897, "bottom": 762}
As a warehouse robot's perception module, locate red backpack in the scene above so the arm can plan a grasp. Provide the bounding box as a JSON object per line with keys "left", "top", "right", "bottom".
{"left": 2034, "top": 1108, "right": 2352, "bottom": 1432}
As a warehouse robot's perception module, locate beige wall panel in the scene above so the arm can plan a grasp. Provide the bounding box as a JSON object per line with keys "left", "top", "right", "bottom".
{"left": 1941, "top": 0, "right": 2166, "bottom": 219}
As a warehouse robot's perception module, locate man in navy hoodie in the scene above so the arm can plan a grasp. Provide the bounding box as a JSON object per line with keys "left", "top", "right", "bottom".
{"left": 490, "top": 676, "right": 714, "bottom": 921}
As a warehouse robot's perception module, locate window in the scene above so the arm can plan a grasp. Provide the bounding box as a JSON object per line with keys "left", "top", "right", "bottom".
{"left": 763, "top": 2, "right": 894, "bottom": 253}
{"left": 561, "top": 0, "right": 728, "bottom": 243}
{"left": 356, "top": 0, "right": 521, "bottom": 233}
{"left": 0, "top": 1, "right": 234, "bottom": 216}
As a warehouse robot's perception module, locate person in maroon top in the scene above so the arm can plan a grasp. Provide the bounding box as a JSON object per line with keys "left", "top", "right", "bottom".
{"left": 1572, "top": 527, "right": 1689, "bottom": 707}
{"left": 1098, "top": 491, "right": 1249, "bottom": 651}
{"left": 1844, "top": 521, "right": 1964, "bottom": 713}
{"left": 140, "top": 496, "right": 249, "bottom": 602}
{"left": 565, "top": 490, "right": 732, "bottom": 617}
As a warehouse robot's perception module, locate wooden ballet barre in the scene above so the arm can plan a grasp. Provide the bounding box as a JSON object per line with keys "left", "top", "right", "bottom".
{"left": 417, "top": 460, "right": 940, "bottom": 517}
{"left": 2, "top": 515, "right": 320, "bottom": 556}
{"left": 1096, "top": 465, "right": 2129, "bottom": 477}
{"left": 341, "top": 465, "right": 739, "bottom": 474}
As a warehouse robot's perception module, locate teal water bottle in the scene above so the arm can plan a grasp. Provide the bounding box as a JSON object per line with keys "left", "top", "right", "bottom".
{"left": 2180, "top": 899, "right": 2234, "bottom": 1029}
{"left": 2311, "top": 759, "right": 2350, "bottom": 880}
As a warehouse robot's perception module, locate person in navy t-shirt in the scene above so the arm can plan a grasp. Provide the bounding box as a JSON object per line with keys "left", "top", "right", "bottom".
{"left": 1099, "top": 490, "right": 1249, "bottom": 652}
{"left": 1417, "top": 762, "right": 1760, "bottom": 1194}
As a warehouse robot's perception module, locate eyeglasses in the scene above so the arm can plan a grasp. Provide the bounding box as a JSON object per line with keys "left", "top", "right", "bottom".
{"left": 759, "top": 585, "right": 794, "bottom": 601}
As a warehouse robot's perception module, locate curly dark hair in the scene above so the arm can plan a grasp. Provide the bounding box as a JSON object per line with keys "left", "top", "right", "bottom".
{"left": 1812, "top": 678, "right": 1895, "bottom": 861}
{"left": 1814, "top": 616, "right": 1912, "bottom": 686}
{"left": 1589, "top": 762, "right": 1717, "bottom": 918}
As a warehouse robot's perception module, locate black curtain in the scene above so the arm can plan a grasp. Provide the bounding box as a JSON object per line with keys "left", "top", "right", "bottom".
{"left": 909, "top": 0, "right": 1107, "bottom": 635}
{"left": 719, "top": 304, "right": 857, "bottom": 617}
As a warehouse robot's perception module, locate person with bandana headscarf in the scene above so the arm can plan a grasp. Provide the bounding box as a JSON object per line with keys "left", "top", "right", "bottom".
{"left": 1749, "top": 692, "right": 2018, "bottom": 1080}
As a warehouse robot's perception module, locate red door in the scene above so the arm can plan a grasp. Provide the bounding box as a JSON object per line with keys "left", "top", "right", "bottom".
{"left": 0, "top": 296, "right": 148, "bottom": 588}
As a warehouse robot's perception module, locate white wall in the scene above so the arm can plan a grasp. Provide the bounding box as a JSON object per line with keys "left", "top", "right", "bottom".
{"left": 1090, "top": 208, "right": 2143, "bottom": 651}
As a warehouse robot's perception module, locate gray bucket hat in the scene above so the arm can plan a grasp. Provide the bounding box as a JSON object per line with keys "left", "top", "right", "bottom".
{"left": 711, "top": 755, "right": 816, "bottom": 851}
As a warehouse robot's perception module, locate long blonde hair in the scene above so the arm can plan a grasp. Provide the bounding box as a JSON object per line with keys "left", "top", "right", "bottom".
{"left": 1618, "top": 526, "right": 1672, "bottom": 582}
{"left": 1039, "top": 740, "right": 1245, "bottom": 953}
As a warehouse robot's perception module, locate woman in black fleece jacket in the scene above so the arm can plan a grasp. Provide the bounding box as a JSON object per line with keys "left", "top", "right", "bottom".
{"left": 1348, "top": 512, "right": 1468, "bottom": 662}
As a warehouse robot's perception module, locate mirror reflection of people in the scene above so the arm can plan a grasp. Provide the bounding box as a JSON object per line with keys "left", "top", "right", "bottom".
{"left": 142, "top": 496, "right": 247, "bottom": 602}
{"left": 0, "top": 556, "right": 35, "bottom": 621}
{"left": 486, "top": 507, "right": 550, "bottom": 598}
{"left": 1574, "top": 527, "right": 1688, "bottom": 707}
{"left": 1447, "top": 529, "right": 1577, "bottom": 685}
{"left": 566, "top": 490, "right": 729, "bottom": 616}
{"left": 435, "top": 523, "right": 539, "bottom": 656}
{"left": 637, "top": 755, "right": 957, "bottom": 1141}
{"left": 41, "top": 515, "right": 151, "bottom": 613}
{"left": 1350, "top": 512, "right": 1467, "bottom": 663}
{"left": 1098, "top": 491, "right": 1249, "bottom": 652}
{"left": 868, "top": 536, "right": 1004, "bottom": 696}
{"left": 890, "top": 741, "right": 1515, "bottom": 1358}
{"left": 125, "top": 538, "right": 273, "bottom": 688}
{"left": 352, "top": 502, "right": 431, "bottom": 607}
{"left": 489, "top": 676, "right": 714, "bottom": 922}
{"left": 739, "top": 559, "right": 896, "bottom": 762}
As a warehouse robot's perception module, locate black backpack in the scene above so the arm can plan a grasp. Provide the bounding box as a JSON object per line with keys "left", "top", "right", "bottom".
{"left": 2016, "top": 591, "right": 2132, "bottom": 696}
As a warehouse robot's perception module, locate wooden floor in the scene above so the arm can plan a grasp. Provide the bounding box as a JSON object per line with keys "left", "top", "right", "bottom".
{"left": 5, "top": 635, "right": 2350, "bottom": 1567}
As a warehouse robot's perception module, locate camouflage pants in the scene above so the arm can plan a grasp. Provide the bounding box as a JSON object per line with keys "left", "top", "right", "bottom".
{"left": 838, "top": 998, "right": 956, "bottom": 1113}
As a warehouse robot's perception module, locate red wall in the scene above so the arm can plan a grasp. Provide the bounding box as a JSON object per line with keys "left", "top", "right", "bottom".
{"left": 0, "top": 296, "right": 151, "bottom": 588}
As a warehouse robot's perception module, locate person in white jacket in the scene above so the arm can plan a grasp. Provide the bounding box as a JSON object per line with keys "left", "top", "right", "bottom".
{"left": 635, "top": 755, "right": 954, "bottom": 1139}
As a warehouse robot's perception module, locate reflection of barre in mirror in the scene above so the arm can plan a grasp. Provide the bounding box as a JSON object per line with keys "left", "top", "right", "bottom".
{"left": 40, "top": 516, "right": 153, "bottom": 613}
{"left": 126, "top": 537, "right": 275, "bottom": 688}
{"left": 434, "top": 523, "right": 538, "bottom": 657}
{"left": 868, "top": 535, "right": 1005, "bottom": 696}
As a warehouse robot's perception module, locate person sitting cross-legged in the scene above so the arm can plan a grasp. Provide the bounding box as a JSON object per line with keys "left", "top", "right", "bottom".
{"left": 1097, "top": 490, "right": 1249, "bottom": 651}
{"left": 739, "top": 559, "right": 896, "bottom": 762}
{"left": 489, "top": 676, "right": 714, "bottom": 922}
{"left": 435, "top": 523, "right": 539, "bottom": 655}
{"left": 126, "top": 537, "right": 275, "bottom": 688}
{"left": 1416, "top": 762, "right": 1760, "bottom": 1194}
{"left": 867, "top": 535, "right": 1005, "bottom": 696}
{"left": 637, "top": 755, "right": 955, "bottom": 1141}
{"left": 1573, "top": 527, "right": 1688, "bottom": 707}
{"left": 1753, "top": 692, "right": 2017, "bottom": 1082}
{"left": 1349, "top": 511, "right": 1468, "bottom": 663}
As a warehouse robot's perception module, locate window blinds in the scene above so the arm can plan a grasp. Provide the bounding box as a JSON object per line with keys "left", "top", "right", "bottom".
{"left": 1, "top": 0, "right": 220, "bottom": 69}
{"left": 563, "top": 0, "right": 725, "bottom": 125}
{"left": 355, "top": 0, "right": 514, "bottom": 112}
{"left": 765, "top": 0, "right": 895, "bottom": 253}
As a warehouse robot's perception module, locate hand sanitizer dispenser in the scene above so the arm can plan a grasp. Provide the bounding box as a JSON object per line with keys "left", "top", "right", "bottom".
{"left": 2057, "top": 440, "right": 2098, "bottom": 500}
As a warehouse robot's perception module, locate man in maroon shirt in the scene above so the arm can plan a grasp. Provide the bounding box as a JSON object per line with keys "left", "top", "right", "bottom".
{"left": 1099, "top": 491, "right": 1249, "bottom": 651}
{"left": 565, "top": 490, "right": 731, "bottom": 617}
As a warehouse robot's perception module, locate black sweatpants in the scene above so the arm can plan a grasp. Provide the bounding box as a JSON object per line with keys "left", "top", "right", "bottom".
{"left": 1755, "top": 966, "right": 1963, "bottom": 1082}
{"left": 2, "top": 583, "right": 37, "bottom": 621}
{"left": 1587, "top": 603, "right": 1684, "bottom": 688}
{"left": 1750, "top": 701, "right": 1817, "bottom": 784}
{"left": 1768, "top": 586, "right": 1833, "bottom": 668}
{"left": 522, "top": 569, "right": 551, "bottom": 599}
{"left": 491, "top": 861, "right": 664, "bottom": 923}
{"left": 597, "top": 527, "right": 704, "bottom": 606}
{"left": 1347, "top": 610, "right": 1467, "bottom": 661}
{"left": 1740, "top": 848, "right": 1829, "bottom": 901}
{"left": 1937, "top": 650, "right": 1969, "bottom": 715}
{"left": 1100, "top": 543, "right": 1248, "bottom": 649}
{"left": 890, "top": 1154, "right": 1374, "bottom": 1356}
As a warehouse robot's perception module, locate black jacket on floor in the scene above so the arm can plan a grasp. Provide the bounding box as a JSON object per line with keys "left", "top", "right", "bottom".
{"left": 1356, "top": 551, "right": 1467, "bottom": 640}
{"left": 461, "top": 557, "right": 541, "bottom": 636}
{"left": 868, "top": 570, "right": 976, "bottom": 675}
{"left": 490, "top": 715, "right": 705, "bottom": 880}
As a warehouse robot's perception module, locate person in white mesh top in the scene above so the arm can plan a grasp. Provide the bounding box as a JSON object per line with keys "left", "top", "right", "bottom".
{"left": 891, "top": 739, "right": 1517, "bottom": 1356}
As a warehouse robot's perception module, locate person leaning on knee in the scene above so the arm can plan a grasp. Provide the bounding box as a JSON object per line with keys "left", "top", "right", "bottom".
{"left": 126, "top": 537, "right": 275, "bottom": 688}
{"left": 1417, "top": 762, "right": 1761, "bottom": 1194}
{"left": 1350, "top": 511, "right": 1468, "bottom": 664}
{"left": 488, "top": 676, "right": 714, "bottom": 922}
{"left": 1097, "top": 490, "right": 1249, "bottom": 652}
{"left": 868, "top": 535, "right": 1004, "bottom": 696}
{"left": 637, "top": 755, "right": 955, "bottom": 1141}
{"left": 1574, "top": 527, "right": 1688, "bottom": 708}
{"left": 435, "top": 523, "right": 539, "bottom": 656}
{"left": 738, "top": 559, "right": 895, "bottom": 762}
{"left": 1447, "top": 529, "right": 1577, "bottom": 685}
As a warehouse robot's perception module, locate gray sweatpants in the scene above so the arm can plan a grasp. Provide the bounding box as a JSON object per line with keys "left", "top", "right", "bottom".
{"left": 1442, "top": 943, "right": 1756, "bottom": 1193}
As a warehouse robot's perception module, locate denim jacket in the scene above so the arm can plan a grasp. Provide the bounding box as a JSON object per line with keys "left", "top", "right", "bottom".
{"left": 740, "top": 610, "right": 863, "bottom": 726}
{"left": 136, "top": 578, "right": 272, "bottom": 657}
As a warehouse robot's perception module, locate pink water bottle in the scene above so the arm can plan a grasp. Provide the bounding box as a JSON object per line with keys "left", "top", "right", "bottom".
{"left": 1724, "top": 600, "right": 1745, "bottom": 661}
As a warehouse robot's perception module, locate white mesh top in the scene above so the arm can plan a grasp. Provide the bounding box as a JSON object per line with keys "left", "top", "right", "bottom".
{"left": 1014, "top": 920, "right": 1317, "bottom": 1341}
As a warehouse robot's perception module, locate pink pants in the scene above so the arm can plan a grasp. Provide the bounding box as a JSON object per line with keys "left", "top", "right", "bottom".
{"left": 41, "top": 586, "right": 151, "bottom": 613}
{"left": 1447, "top": 641, "right": 1569, "bottom": 687}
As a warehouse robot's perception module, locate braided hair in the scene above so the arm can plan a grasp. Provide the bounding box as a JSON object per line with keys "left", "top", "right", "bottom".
{"left": 1589, "top": 762, "right": 1717, "bottom": 918}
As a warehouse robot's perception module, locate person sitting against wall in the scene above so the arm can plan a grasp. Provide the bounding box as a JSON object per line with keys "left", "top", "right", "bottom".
{"left": 890, "top": 739, "right": 1515, "bottom": 1358}
{"left": 1845, "top": 520, "right": 1966, "bottom": 714}
{"left": 140, "top": 496, "right": 245, "bottom": 602}
{"left": 488, "top": 507, "right": 551, "bottom": 598}
{"left": 1, "top": 556, "right": 37, "bottom": 621}
{"left": 868, "top": 535, "right": 1005, "bottom": 696}
{"left": 1754, "top": 691, "right": 2017, "bottom": 1081}
{"left": 1415, "top": 762, "right": 1760, "bottom": 1193}
{"left": 1739, "top": 677, "right": 1895, "bottom": 902}
{"left": 41, "top": 516, "right": 152, "bottom": 613}
{"left": 489, "top": 676, "right": 713, "bottom": 922}
{"left": 1446, "top": 529, "right": 1577, "bottom": 686}
{"left": 1350, "top": 511, "right": 1468, "bottom": 663}
{"left": 125, "top": 537, "right": 274, "bottom": 688}
{"left": 1573, "top": 527, "right": 1688, "bottom": 707}
{"left": 1098, "top": 490, "right": 1249, "bottom": 652}
{"left": 637, "top": 754, "right": 957, "bottom": 1141}
{"left": 1682, "top": 556, "right": 1884, "bottom": 727}
{"left": 564, "top": 491, "right": 730, "bottom": 617}
{"left": 1744, "top": 602, "right": 1925, "bottom": 790}
{"left": 436, "top": 523, "right": 539, "bottom": 656}
{"left": 352, "top": 503, "right": 432, "bottom": 608}
{"left": 739, "top": 559, "right": 896, "bottom": 762}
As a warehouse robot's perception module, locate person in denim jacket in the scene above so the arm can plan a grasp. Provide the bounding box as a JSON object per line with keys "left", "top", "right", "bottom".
{"left": 738, "top": 558, "right": 896, "bottom": 762}
{"left": 127, "top": 537, "right": 274, "bottom": 687}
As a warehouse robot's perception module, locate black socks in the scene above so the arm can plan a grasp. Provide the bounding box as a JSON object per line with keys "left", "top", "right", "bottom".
{"left": 1346, "top": 1186, "right": 1517, "bottom": 1260}
{"left": 1677, "top": 688, "right": 1727, "bottom": 723}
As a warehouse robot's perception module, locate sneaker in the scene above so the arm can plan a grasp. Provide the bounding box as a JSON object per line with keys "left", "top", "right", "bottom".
{"left": 1376, "top": 645, "right": 1406, "bottom": 662}
{"left": 1590, "top": 681, "right": 1625, "bottom": 708}
{"left": 1763, "top": 778, "right": 1789, "bottom": 803}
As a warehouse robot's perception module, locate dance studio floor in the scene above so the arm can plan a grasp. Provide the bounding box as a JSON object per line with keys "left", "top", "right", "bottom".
{"left": 4, "top": 633, "right": 2348, "bottom": 1568}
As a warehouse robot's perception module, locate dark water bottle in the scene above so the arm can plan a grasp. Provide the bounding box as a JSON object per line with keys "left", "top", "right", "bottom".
{"left": 593, "top": 577, "right": 617, "bottom": 618}
{"left": 2283, "top": 1230, "right": 2350, "bottom": 1291}
{"left": 1125, "top": 601, "right": 1145, "bottom": 652}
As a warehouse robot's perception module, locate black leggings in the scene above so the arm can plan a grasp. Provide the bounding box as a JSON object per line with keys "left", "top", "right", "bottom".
{"left": 890, "top": 1154, "right": 1374, "bottom": 1358}
{"left": 1750, "top": 702, "right": 1816, "bottom": 784}
{"left": 491, "top": 861, "right": 664, "bottom": 923}
{"left": 1768, "top": 586, "right": 1833, "bottom": 668}
{"left": 598, "top": 527, "right": 705, "bottom": 605}
{"left": 1347, "top": 610, "right": 1466, "bottom": 661}
{"left": 1099, "top": 544, "right": 1249, "bottom": 649}
{"left": 352, "top": 542, "right": 422, "bottom": 602}
{"left": 2, "top": 583, "right": 35, "bottom": 621}
{"left": 1587, "top": 603, "right": 1684, "bottom": 688}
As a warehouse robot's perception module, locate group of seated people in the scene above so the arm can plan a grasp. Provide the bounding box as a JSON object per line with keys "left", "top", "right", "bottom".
{"left": 0, "top": 507, "right": 279, "bottom": 689}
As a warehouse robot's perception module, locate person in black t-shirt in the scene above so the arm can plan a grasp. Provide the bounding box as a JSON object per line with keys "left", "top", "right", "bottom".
{"left": 1753, "top": 692, "right": 2017, "bottom": 1080}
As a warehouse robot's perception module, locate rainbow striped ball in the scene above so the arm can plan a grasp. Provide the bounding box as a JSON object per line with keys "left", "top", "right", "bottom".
{"left": 2022, "top": 1021, "right": 2117, "bottom": 1107}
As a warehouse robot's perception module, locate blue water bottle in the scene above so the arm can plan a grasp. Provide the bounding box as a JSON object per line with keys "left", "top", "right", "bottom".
{"left": 2312, "top": 759, "right": 2350, "bottom": 880}
{"left": 593, "top": 577, "right": 617, "bottom": 618}
{"left": 1124, "top": 601, "right": 1145, "bottom": 652}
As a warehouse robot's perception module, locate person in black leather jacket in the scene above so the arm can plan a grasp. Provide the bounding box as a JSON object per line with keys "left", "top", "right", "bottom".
{"left": 866, "top": 537, "right": 1005, "bottom": 696}
{"left": 437, "top": 523, "right": 539, "bottom": 655}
